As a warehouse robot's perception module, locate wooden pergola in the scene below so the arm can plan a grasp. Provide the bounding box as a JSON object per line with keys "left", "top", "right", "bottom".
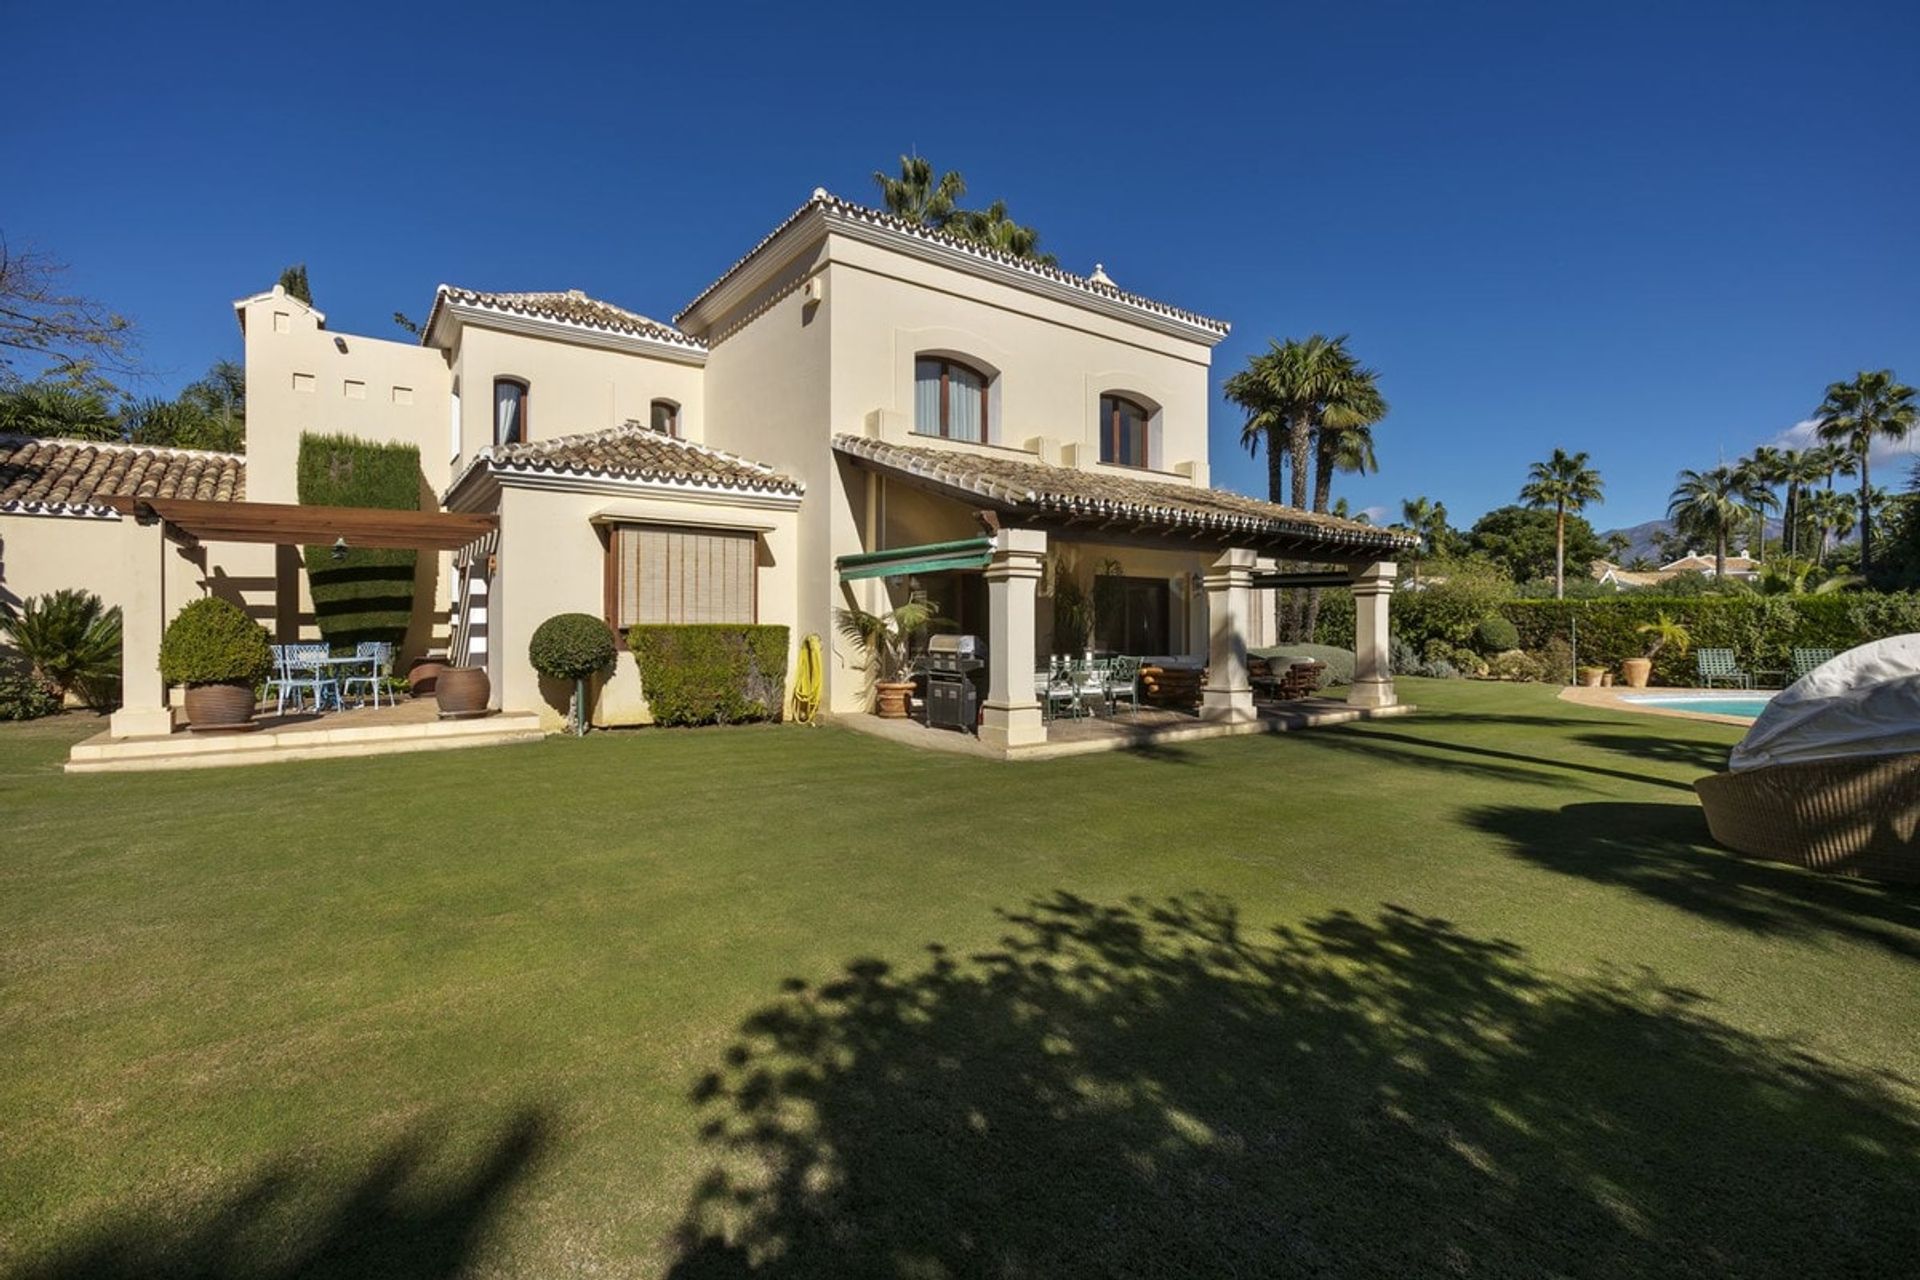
{"left": 102, "top": 496, "right": 497, "bottom": 551}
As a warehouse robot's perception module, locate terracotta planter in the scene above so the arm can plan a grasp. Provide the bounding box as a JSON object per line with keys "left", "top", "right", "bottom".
{"left": 1600, "top": 672, "right": 1615, "bottom": 687}
{"left": 1578, "top": 667, "right": 1605, "bottom": 688}
{"left": 1621, "top": 658, "right": 1652, "bottom": 689}
{"left": 435, "top": 666, "right": 492, "bottom": 718}
{"left": 183, "top": 681, "right": 257, "bottom": 732}
{"left": 874, "top": 680, "right": 915, "bottom": 719}
{"left": 407, "top": 654, "right": 447, "bottom": 698}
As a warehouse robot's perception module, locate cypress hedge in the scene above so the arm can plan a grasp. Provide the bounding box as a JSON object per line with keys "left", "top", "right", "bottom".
{"left": 297, "top": 433, "right": 422, "bottom": 647}
{"left": 630, "top": 624, "right": 790, "bottom": 725}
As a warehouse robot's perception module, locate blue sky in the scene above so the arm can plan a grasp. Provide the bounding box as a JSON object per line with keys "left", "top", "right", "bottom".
{"left": 7, "top": 1, "right": 1916, "bottom": 529}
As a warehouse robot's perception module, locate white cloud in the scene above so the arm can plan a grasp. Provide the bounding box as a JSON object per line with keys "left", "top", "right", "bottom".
{"left": 1359, "top": 505, "right": 1388, "bottom": 524}
{"left": 1767, "top": 417, "right": 1920, "bottom": 473}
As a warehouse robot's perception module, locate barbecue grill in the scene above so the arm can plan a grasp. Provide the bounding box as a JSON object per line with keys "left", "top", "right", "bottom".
{"left": 925, "top": 633, "right": 985, "bottom": 731}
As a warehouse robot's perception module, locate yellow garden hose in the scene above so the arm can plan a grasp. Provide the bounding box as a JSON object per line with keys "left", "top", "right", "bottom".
{"left": 789, "top": 632, "right": 824, "bottom": 725}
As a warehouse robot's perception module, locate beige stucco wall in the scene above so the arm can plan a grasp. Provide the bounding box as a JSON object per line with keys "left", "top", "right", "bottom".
{"left": 0, "top": 510, "right": 275, "bottom": 683}
{"left": 487, "top": 481, "right": 801, "bottom": 731}
{"left": 237, "top": 286, "right": 455, "bottom": 657}
{"left": 447, "top": 323, "right": 706, "bottom": 470}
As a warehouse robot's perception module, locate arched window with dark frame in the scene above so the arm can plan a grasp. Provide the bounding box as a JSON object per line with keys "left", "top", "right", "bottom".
{"left": 493, "top": 377, "right": 528, "bottom": 445}
{"left": 914, "top": 356, "right": 988, "bottom": 443}
{"left": 649, "top": 399, "right": 680, "bottom": 437}
{"left": 1098, "top": 394, "right": 1150, "bottom": 468}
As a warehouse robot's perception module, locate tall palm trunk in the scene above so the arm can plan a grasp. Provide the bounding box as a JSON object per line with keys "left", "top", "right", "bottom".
{"left": 1553, "top": 506, "right": 1567, "bottom": 600}
{"left": 1266, "top": 430, "right": 1287, "bottom": 638}
{"left": 1858, "top": 449, "right": 1873, "bottom": 573}
{"left": 1715, "top": 528, "right": 1727, "bottom": 581}
{"left": 1303, "top": 437, "right": 1336, "bottom": 640}
{"left": 1785, "top": 482, "right": 1798, "bottom": 559}
{"left": 1285, "top": 410, "right": 1314, "bottom": 640}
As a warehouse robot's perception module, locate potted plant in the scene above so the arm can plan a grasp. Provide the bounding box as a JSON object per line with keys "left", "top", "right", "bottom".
{"left": 835, "top": 598, "right": 940, "bottom": 718}
{"left": 529, "top": 613, "right": 616, "bottom": 736}
{"left": 1577, "top": 665, "right": 1606, "bottom": 688}
{"left": 1625, "top": 612, "right": 1691, "bottom": 689}
{"left": 435, "top": 664, "right": 492, "bottom": 718}
{"left": 158, "top": 597, "right": 274, "bottom": 732}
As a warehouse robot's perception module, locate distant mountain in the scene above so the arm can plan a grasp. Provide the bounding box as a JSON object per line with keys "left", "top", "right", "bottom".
{"left": 1600, "top": 518, "right": 1786, "bottom": 565}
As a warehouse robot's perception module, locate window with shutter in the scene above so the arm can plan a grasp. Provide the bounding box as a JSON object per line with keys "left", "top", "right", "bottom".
{"left": 605, "top": 524, "right": 757, "bottom": 630}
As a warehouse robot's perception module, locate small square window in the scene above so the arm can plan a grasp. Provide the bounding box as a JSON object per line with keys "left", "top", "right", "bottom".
{"left": 344, "top": 380, "right": 366, "bottom": 400}
{"left": 392, "top": 386, "right": 414, "bottom": 405}
{"left": 292, "top": 372, "right": 315, "bottom": 392}
{"left": 272, "top": 311, "right": 291, "bottom": 333}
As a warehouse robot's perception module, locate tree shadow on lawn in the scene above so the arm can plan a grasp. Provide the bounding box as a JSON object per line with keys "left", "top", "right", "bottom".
{"left": 19, "top": 1110, "right": 548, "bottom": 1280}
{"left": 1283, "top": 722, "right": 1697, "bottom": 793}
{"left": 667, "top": 893, "right": 1920, "bottom": 1278}
{"left": 1573, "top": 730, "right": 1731, "bottom": 774}
{"left": 1471, "top": 801, "right": 1920, "bottom": 961}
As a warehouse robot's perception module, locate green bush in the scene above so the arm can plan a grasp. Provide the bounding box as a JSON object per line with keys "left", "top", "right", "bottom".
{"left": 1484, "top": 649, "right": 1545, "bottom": 682}
{"left": 0, "top": 663, "right": 63, "bottom": 720}
{"left": 1474, "top": 616, "right": 1520, "bottom": 653}
{"left": 0, "top": 588, "right": 122, "bottom": 709}
{"left": 529, "top": 613, "right": 617, "bottom": 681}
{"left": 630, "top": 624, "right": 790, "bottom": 726}
{"left": 159, "top": 597, "right": 274, "bottom": 686}
{"left": 1251, "top": 643, "right": 1355, "bottom": 687}
{"left": 297, "top": 433, "right": 422, "bottom": 647}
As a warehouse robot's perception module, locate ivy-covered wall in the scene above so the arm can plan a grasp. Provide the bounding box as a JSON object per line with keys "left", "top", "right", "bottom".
{"left": 296, "top": 433, "right": 422, "bottom": 648}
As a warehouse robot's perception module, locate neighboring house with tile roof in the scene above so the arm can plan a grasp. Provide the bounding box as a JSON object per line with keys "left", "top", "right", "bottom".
{"left": 42, "top": 189, "right": 1408, "bottom": 749}
{"left": 1591, "top": 552, "right": 1762, "bottom": 590}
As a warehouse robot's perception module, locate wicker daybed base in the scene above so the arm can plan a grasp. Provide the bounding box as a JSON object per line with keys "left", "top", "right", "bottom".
{"left": 1694, "top": 752, "right": 1920, "bottom": 884}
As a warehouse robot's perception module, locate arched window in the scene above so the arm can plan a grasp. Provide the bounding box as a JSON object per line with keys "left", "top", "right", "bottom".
{"left": 914, "top": 357, "right": 988, "bottom": 443}
{"left": 1099, "top": 394, "right": 1151, "bottom": 468}
{"left": 493, "top": 378, "right": 528, "bottom": 446}
{"left": 649, "top": 399, "right": 680, "bottom": 437}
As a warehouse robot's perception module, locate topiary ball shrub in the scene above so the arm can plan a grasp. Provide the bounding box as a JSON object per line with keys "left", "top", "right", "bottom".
{"left": 529, "top": 613, "right": 617, "bottom": 682}
{"left": 159, "top": 597, "right": 274, "bottom": 687}
{"left": 1474, "top": 616, "right": 1520, "bottom": 654}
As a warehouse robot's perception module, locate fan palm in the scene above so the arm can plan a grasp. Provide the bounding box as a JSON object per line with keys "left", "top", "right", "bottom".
{"left": 1518, "top": 449, "right": 1605, "bottom": 599}
{"left": 946, "top": 200, "right": 1057, "bottom": 265}
{"left": 0, "top": 381, "right": 120, "bottom": 441}
{"left": 1399, "top": 495, "right": 1449, "bottom": 586}
{"left": 1814, "top": 369, "right": 1918, "bottom": 572}
{"left": 1774, "top": 448, "right": 1827, "bottom": 559}
{"left": 872, "top": 155, "right": 967, "bottom": 229}
{"left": 1730, "top": 450, "right": 1781, "bottom": 564}
{"left": 1667, "top": 466, "right": 1750, "bottom": 580}
{"left": 0, "top": 589, "right": 122, "bottom": 708}
{"left": 1803, "top": 488, "right": 1856, "bottom": 564}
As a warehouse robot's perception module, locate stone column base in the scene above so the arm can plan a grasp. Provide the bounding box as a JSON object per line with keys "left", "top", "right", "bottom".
{"left": 979, "top": 700, "right": 1046, "bottom": 751}
{"left": 1200, "top": 686, "right": 1258, "bottom": 723}
{"left": 1348, "top": 678, "right": 1397, "bottom": 709}
{"left": 109, "top": 706, "right": 175, "bottom": 739}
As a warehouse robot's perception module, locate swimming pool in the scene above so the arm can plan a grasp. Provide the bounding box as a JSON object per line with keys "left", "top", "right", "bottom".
{"left": 1621, "top": 694, "right": 1773, "bottom": 721}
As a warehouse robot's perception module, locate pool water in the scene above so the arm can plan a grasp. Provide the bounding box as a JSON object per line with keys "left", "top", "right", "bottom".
{"left": 1623, "top": 694, "right": 1773, "bottom": 721}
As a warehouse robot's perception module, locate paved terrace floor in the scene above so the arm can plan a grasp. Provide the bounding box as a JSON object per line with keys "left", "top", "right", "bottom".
{"left": 838, "top": 695, "right": 1416, "bottom": 760}
{"left": 67, "top": 698, "right": 546, "bottom": 772}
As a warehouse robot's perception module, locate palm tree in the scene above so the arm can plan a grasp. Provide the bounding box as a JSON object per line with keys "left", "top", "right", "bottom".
{"left": 947, "top": 200, "right": 1057, "bottom": 265}
{"left": 1775, "top": 447, "right": 1826, "bottom": 559}
{"left": 1399, "top": 496, "right": 1448, "bottom": 586}
{"left": 0, "top": 380, "right": 120, "bottom": 440}
{"left": 0, "top": 589, "right": 122, "bottom": 707}
{"left": 1302, "top": 366, "right": 1386, "bottom": 639}
{"left": 1814, "top": 369, "right": 1918, "bottom": 573}
{"left": 872, "top": 155, "right": 966, "bottom": 229}
{"left": 1735, "top": 446, "right": 1784, "bottom": 563}
{"left": 1667, "top": 466, "right": 1748, "bottom": 580}
{"left": 1804, "top": 487, "right": 1856, "bottom": 564}
{"left": 1518, "top": 449, "right": 1604, "bottom": 599}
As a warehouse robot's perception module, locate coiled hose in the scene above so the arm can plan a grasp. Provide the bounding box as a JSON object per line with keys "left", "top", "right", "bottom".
{"left": 789, "top": 632, "right": 824, "bottom": 725}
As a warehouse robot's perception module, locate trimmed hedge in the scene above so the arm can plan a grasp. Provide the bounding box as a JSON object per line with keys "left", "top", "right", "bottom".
{"left": 160, "top": 597, "right": 274, "bottom": 686}
{"left": 630, "top": 624, "right": 790, "bottom": 726}
{"left": 297, "top": 433, "right": 422, "bottom": 647}
{"left": 530, "top": 613, "right": 617, "bottom": 681}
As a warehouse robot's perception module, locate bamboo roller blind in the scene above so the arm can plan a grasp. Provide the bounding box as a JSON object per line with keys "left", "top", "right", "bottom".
{"left": 611, "top": 525, "right": 756, "bottom": 627}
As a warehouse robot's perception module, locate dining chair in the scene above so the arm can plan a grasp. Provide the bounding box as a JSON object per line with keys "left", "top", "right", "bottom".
{"left": 286, "top": 643, "right": 342, "bottom": 712}
{"left": 264, "top": 645, "right": 300, "bottom": 716}
{"left": 342, "top": 641, "right": 393, "bottom": 709}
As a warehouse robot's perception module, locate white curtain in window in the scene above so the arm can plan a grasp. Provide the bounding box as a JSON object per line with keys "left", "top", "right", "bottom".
{"left": 913, "top": 360, "right": 942, "bottom": 436}
{"left": 948, "top": 365, "right": 984, "bottom": 443}
{"left": 495, "top": 382, "right": 522, "bottom": 446}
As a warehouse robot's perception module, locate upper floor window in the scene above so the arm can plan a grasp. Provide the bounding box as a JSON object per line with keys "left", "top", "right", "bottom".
{"left": 494, "top": 378, "right": 528, "bottom": 446}
{"left": 1099, "top": 394, "right": 1151, "bottom": 468}
{"left": 914, "top": 357, "right": 987, "bottom": 443}
{"left": 650, "top": 399, "right": 680, "bottom": 437}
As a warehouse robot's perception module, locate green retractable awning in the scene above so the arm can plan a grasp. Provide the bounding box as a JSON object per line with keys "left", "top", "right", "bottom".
{"left": 836, "top": 537, "right": 994, "bottom": 582}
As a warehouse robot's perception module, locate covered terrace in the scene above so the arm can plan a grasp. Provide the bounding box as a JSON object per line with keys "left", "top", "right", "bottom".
{"left": 832, "top": 435, "right": 1415, "bottom": 756}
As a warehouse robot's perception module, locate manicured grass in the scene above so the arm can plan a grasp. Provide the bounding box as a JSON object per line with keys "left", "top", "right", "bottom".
{"left": 2, "top": 682, "right": 1916, "bottom": 1277}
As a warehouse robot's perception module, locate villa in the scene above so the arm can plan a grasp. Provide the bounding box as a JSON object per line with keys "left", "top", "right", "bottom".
{"left": 1, "top": 190, "right": 1411, "bottom": 756}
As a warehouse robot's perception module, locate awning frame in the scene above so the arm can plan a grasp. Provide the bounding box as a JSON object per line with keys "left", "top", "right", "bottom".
{"left": 836, "top": 536, "right": 994, "bottom": 582}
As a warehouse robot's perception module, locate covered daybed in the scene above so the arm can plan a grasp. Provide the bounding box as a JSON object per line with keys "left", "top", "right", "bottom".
{"left": 1694, "top": 636, "right": 1920, "bottom": 883}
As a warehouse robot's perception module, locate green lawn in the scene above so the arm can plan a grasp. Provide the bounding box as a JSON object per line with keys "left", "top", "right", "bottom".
{"left": 2, "top": 680, "right": 1916, "bottom": 1278}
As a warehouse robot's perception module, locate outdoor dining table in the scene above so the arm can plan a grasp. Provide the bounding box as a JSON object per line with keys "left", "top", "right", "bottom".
{"left": 278, "top": 649, "right": 386, "bottom": 711}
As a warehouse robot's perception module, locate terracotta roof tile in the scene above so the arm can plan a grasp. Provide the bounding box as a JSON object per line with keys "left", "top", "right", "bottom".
{"left": 832, "top": 435, "right": 1411, "bottom": 554}
{"left": 426, "top": 287, "right": 706, "bottom": 351}
{"left": 0, "top": 436, "right": 245, "bottom": 513}
{"left": 455, "top": 423, "right": 801, "bottom": 498}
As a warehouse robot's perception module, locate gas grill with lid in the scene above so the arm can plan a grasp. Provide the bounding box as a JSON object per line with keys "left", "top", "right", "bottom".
{"left": 924, "top": 634, "right": 985, "bottom": 731}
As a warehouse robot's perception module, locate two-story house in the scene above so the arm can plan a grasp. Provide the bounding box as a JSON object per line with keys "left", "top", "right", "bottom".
{"left": 12, "top": 189, "right": 1409, "bottom": 755}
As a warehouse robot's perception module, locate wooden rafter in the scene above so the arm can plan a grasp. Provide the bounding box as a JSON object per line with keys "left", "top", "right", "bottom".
{"left": 100, "top": 496, "right": 498, "bottom": 551}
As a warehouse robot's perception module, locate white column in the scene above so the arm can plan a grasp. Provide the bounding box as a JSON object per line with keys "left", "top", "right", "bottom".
{"left": 1201, "top": 547, "right": 1257, "bottom": 723}
{"left": 980, "top": 527, "right": 1047, "bottom": 752}
{"left": 1349, "top": 561, "right": 1397, "bottom": 708}
{"left": 109, "top": 516, "right": 174, "bottom": 739}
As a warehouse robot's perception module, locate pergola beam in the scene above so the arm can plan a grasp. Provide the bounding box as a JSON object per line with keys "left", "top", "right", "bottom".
{"left": 100, "top": 496, "right": 498, "bottom": 551}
